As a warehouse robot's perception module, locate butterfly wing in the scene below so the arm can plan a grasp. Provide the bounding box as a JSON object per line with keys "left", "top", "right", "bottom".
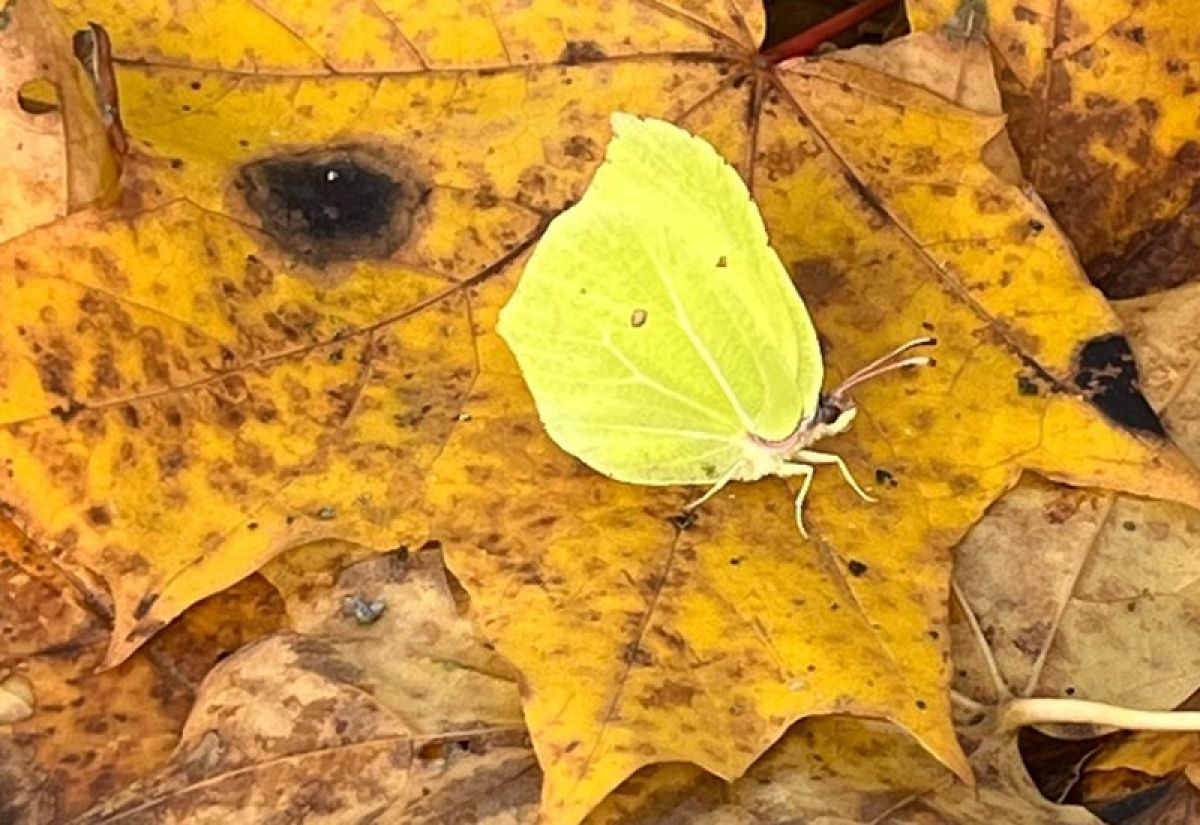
{"left": 497, "top": 113, "right": 823, "bottom": 486}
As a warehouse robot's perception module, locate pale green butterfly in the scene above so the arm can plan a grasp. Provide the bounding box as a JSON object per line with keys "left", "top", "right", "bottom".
{"left": 497, "top": 112, "right": 933, "bottom": 535}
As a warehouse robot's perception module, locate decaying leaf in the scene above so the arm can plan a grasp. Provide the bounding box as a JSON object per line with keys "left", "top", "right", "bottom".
{"left": 1, "top": 517, "right": 184, "bottom": 823}
{"left": 2, "top": 1, "right": 1200, "bottom": 823}
{"left": 75, "top": 552, "right": 532, "bottom": 824}
{"left": 587, "top": 716, "right": 1102, "bottom": 824}
{"left": 909, "top": 0, "right": 1200, "bottom": 298}
{"left": 0, "top": 513, "right": 287, "bottom": 823}
{"left": 0, "top": 0, "right": 119, "bottom": 242}
{"left": 1003, "top": 281, "right": 1200, "bottom": 816}
{"left": 1085, "top": 728, "right": 1200, "bottom": 798}
{"left": 0, "top": 0, "right": 757, "bottom": 669}
{"left": 953, "top": 280, "right": 1200, "bottom": 714}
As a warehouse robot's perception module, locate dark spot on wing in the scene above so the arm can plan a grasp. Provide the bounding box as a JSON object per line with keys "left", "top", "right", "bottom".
{"left": 1072, "top": 334, "right": 1164, "bottom": 436}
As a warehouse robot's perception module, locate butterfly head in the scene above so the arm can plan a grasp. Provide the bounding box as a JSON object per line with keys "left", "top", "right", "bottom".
{"left": 809, "top": 393, "right": 859, "bottom": 439}
{"left": 796, "top": 336, "right": 936, "bottom": 447}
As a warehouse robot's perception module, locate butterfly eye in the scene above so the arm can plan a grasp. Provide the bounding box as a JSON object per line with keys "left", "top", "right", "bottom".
{"left": 814, "top": 394, "right": 846, "bottom": 426}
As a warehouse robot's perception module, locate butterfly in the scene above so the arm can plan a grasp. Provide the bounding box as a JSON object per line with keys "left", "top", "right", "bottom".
{"left": 498, "top": 113, "right": 933, "bottom": 535}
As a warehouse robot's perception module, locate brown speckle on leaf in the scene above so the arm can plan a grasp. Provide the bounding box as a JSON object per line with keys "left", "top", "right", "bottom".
{"left": 558, "top": 40, "right": 607, "bottom": 64}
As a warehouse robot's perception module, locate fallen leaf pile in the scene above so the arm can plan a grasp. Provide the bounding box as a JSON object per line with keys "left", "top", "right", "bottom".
{"left": 3, "top": 0, "right": 1200, "bottom": 822}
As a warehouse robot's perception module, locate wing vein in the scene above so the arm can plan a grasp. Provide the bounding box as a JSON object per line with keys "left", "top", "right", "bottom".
{"left": 517, "top": 329, "right": 738, "bottom": 431}
{"left": 600, "top": 333, "right": 739, "bottom": 430}
{"left": 645, "top": 244, "right": 757, "bottom": 433}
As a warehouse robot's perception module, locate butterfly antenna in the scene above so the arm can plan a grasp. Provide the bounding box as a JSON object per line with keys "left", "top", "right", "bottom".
{"left": 829, "top": 336, "right": 936, "bottom": 400}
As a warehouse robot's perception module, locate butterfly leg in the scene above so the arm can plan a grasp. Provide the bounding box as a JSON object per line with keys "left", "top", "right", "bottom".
{"left": 778, "top": 462, "right": 815, "bottom": 538}
{"left": 684, "top": 463, "right": 741, "bottom": 513}
{"left": 791, "top": 450, "right": 876, "bottom": 503}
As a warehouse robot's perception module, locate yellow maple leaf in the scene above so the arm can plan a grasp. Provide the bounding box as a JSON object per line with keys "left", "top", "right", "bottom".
{"left": 0, "top": 1, "right": 1198, "bottom": 823}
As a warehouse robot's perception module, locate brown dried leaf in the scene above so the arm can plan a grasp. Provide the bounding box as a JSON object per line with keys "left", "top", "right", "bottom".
{"left": 76, "top": 552, "right": 530, "bottom": 824}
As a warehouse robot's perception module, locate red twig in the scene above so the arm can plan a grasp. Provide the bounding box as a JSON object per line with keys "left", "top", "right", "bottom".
{"left": 762, "top": 0, "right": 899, "bottom": 65}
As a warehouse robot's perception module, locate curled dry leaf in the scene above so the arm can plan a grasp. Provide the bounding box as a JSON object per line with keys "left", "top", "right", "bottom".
{"left": 0, "top": 0, "right": 118, "bottom": 242}
{"left": 909, "top": 0, "right": 1200, "bottom": 298}
{"left": 76, "top": 552, "right": 532, "bottom": 824}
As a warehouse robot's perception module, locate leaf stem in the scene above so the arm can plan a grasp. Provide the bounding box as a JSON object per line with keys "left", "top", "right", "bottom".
{"left": 999, "top": 698, "right": 1200, "bottom": 734}
{"left": 762, "top": 0, "right": 899, "bottom": 65}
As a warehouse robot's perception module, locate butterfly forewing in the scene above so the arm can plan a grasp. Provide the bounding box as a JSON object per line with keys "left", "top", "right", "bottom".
{"left": 593, "top": 114, "right": 823, "bottom": 428}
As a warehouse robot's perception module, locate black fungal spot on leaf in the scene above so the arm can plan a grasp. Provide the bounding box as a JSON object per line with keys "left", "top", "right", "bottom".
{"left": 236, "top": 144, "right": 430, "bottom": 267}
{"left": 559, "top": 40, "right": 608, "bottom": 64}
{"left": 50, "top": 399, "right": 84, "bottom": 422}
{"left": 847, "top": 560, "right": 868, "bottom": 576}
{"left": 874, "top": 468, "right": 897, "bottom": 488}
{"left": 1072, "top": 334, "right": 1165, "bottom": 436}
{"left": 1016, "top": 356, "right": 1055, "bottom": 398}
